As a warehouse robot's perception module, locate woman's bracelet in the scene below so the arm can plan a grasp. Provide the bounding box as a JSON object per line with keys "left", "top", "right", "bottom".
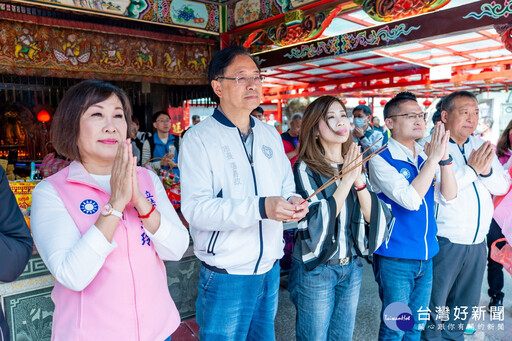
{"left": 354, "top": 184, "right": 367, "bottom": 192}
{"left": 139, "top": 205, "right": 156, "bottom": 219}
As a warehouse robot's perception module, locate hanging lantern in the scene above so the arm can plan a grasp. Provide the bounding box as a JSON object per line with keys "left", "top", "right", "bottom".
{"left": 423, "top": 99, "right": 432, "bottom": 107}
{"left": 380, "top": 99, "right": 387, "bottom": 106}
{"left": 37, "top": 109, "right": 50, "bottom": 123}
{"left": 358, "top": 99, "right": 367, "bottom": 105}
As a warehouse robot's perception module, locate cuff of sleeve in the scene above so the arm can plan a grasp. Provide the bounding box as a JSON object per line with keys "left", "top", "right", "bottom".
{"left": 480, "top": 168, "right": 493, "bottom": 178}
{"left": 86, "top": 225, "right": 117, "bottom": 256}
{"left": 259, "top": 197, "right": 268, "bottom": 219}
{"left": 409, "top": 185, "right": 424, "bottom": 211}
{"left": 467, "top": 165, "right": 479, "bottom": 177}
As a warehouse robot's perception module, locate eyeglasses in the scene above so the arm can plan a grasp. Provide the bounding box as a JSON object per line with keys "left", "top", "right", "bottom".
{"left": 156, "top": 119, "right": 171, "bottom": 123}
{"left": 388, "top": 112, "right": 426, "bottom": 121}
{"left": 216, "top": 75, "right": 265, "bottom": 85}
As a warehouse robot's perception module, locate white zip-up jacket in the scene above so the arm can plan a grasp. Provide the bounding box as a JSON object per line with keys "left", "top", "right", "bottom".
{"left": 179, "top": 109, "right": 297, "bottom": 275}
{"left": 429, "top": 135, "right": 511, "bottom": 244}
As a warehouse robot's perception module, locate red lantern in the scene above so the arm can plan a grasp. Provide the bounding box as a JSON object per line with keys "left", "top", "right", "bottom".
{"left": 423, "top": 99, "right": 432, "bottom": 107}
{"left": 37, "top": 110, "right": 50, "bottom": 123}
{"left": 358, "top": 99, "right": 367, "bottom": 105}
{"left": 380, "top": 99, "right": 387, "bottom": 106}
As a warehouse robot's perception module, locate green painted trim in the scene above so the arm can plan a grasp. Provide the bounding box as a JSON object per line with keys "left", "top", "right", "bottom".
{"left": 220, "top": 4, "right": 227, "bottom": 33}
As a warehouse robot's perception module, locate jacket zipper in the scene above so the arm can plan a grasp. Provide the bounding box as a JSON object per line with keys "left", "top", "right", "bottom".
{"left": 237, "top": 129, "right": 263, "bottom": 274}
{"left": 416, "top": 158, "right": 430, "bottom": 260}
{"left": 459, "top": 146, "right": 481, "bottom": 243}
{"left": 422, "top": 198, "right": 429, "bottom": 260}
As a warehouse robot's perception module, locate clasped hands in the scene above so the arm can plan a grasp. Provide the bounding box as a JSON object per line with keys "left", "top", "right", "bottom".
{"left": 264, "top": 196, "right": 309, "bottom": 222}
{"left": 109, "top": 139, "right": 146, "bottom": 212}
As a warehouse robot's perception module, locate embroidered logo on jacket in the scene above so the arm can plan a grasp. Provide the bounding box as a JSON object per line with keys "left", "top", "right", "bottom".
{"left": 80, "top": 199, "right": 99, "bottom": 214}
{"left": 400, "top": 168, "right": 411, "bottom": 180}
{"left": 262, "top": 145, "right": 273, "bottom": 159}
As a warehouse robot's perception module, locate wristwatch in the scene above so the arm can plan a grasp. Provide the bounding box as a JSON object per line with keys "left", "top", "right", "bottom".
{"left": 439, "top": 155, "right": 453, "bottom": 166}
{"left": 100, "top": 203, "right": 123, "bottom": 219}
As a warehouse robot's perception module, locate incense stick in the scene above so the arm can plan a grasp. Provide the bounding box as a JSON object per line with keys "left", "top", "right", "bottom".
{"left": 308, "top": 138, "right": 383, "bottom": 194}
{"left": 299, "top": 144, "right": 387, "bottom": 204}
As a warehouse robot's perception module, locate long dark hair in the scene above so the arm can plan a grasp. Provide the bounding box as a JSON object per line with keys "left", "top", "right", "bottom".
{"left": 297, "top": 96, "right": 353, "bottom": 177}
{"left": 497, "top": 119, "right": 512, "bottom": 158}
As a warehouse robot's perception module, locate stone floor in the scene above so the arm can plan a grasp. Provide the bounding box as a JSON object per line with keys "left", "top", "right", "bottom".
{"left": 274, "top": 262, "right": 512, "bottom": 341}
{"left": 174, "top": 261, "right": 511, "bottom": 340}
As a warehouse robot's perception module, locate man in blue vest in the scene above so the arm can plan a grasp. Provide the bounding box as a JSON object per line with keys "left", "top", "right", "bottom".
{"left": 141, "top": 111, "right": 179, "bottom": 179}
{"left": 369, "top": 92, "right": 457, "bottom": 340}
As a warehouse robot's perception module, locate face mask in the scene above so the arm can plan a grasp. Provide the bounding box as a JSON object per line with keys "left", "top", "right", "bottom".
{"left": 354, "top": 117, "right": 366, "bottom": 128}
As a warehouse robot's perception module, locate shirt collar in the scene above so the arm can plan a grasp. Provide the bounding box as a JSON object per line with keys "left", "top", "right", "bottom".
{"left": 212, "top": 107, "right": 256, "bottom": 129}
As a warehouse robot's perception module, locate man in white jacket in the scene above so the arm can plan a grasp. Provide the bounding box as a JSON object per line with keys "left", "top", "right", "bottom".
{"left": 180, "top": 46, "right": 308, "bottom": 341}
{"left": 422, "top": 91, "right": 511, "bottom": 340}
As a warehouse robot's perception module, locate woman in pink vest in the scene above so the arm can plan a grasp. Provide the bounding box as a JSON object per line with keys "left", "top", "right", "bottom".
{"left": 31, "top": 80, "right": 190, "bottom": 340}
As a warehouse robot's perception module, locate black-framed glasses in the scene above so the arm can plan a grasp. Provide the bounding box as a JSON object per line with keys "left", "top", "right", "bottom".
{"left": 388, "top": 112, "right": 426, "bottom": 121}
{"left": 216, "top": 75, "right": 265, "bottom": 85}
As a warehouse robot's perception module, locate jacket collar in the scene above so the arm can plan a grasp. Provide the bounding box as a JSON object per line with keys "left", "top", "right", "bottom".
{"left": 213, "top": 107, "right": 256, "bottom": 129}
{"left": 154, "top": 133, "right": 174, "bottom": 146}
{"left": 67, "top": 161, "right": 106, "bottom": 192}
{"left": 449, "top": 137, "right": 470, "bottom": 146}
{"left": 387, "top": 137, "right": 427, "bottom": 164}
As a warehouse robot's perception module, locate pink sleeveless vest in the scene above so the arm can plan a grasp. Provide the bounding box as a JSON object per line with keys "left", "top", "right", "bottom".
{"left": 45, "top": 162, "right": 180, "bottom": 340}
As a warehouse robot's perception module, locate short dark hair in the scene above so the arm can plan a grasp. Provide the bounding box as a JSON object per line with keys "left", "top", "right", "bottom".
{"left": 352, "top": 104, "right": 372, "bottom": 116}
{"left": 152, "top": 110, "right": 169, "bottom": 123}
{"left": 192, "top": 115, "right": 200, "bottom": 120}
{"left": 253, "top": 106, "right": 264, "bottom": 114}
{"left": 208, "top": 46, "right": 259, "bottom": 83}
{"left": 383, "top": 92, "right": 417, "bottom": 119}
{"left": 51, "top": 79, "right": 132, "bottom": 162}
{"left": 131, "top": 115, "right": 140, "bottom": 125}
{"left": 440, "top": 90, "right": 477, "bottom": 113}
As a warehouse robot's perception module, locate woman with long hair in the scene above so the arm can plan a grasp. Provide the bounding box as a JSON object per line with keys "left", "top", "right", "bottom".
{"left": 486, "top": 119, "right": 512, "bottom": 311}
{"left": 289, "top": 95, "right": 388, "bottom": 340}
{"left": 496, "top": 119, "right": 512, "bottom": 167}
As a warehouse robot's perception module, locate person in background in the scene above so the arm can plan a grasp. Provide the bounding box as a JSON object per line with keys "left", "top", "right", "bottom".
{"left": 476, "top": 116, "right": 498, "bottom": 145}
{"left": 30, "top": 79, "right": 189, "bottom": 340}
{"left": 251, "top": 106, "right": 265, "bottom": 121}
{"left": 369, "top": 92, "right": 457, "bottom": 340}
{"left": 182, "top": 114, "right": 201, "bottom": 137}
{"left": 352, "top": 104, "right": 384, "bottom": 157}
{"left": 142, "top": 111, "right": 179, "bottom": 179}
{"left": 422, "top": 91, "right": 510, "bottom": 340}
{"left": 281, "top": 113, "right": 302, "bottom": 166}
{"left": 192, "top": 115, "right": 201, "bottom": 126}
{"left": 274, "top": 121, "right": 282, "bottom": 134}
{"left": 372, "top": 116, "right": 384, "bottom": 133}
{"left": 485, "top": 119, "right": 512, "bottom": 312}
{"left": 0, "top": 166, "right": 33, "bottom": 340}
{"left": 180, "top": 46, "right": 308, "bottom": 341}
{"left": 290, "top": 96, "right": 388, "bottom": 340}
{"left": 267, "top": 113, "right": 277, "bottom": 126}
{"left": 130, "top": 116, "right": 142, "bottom": 165}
